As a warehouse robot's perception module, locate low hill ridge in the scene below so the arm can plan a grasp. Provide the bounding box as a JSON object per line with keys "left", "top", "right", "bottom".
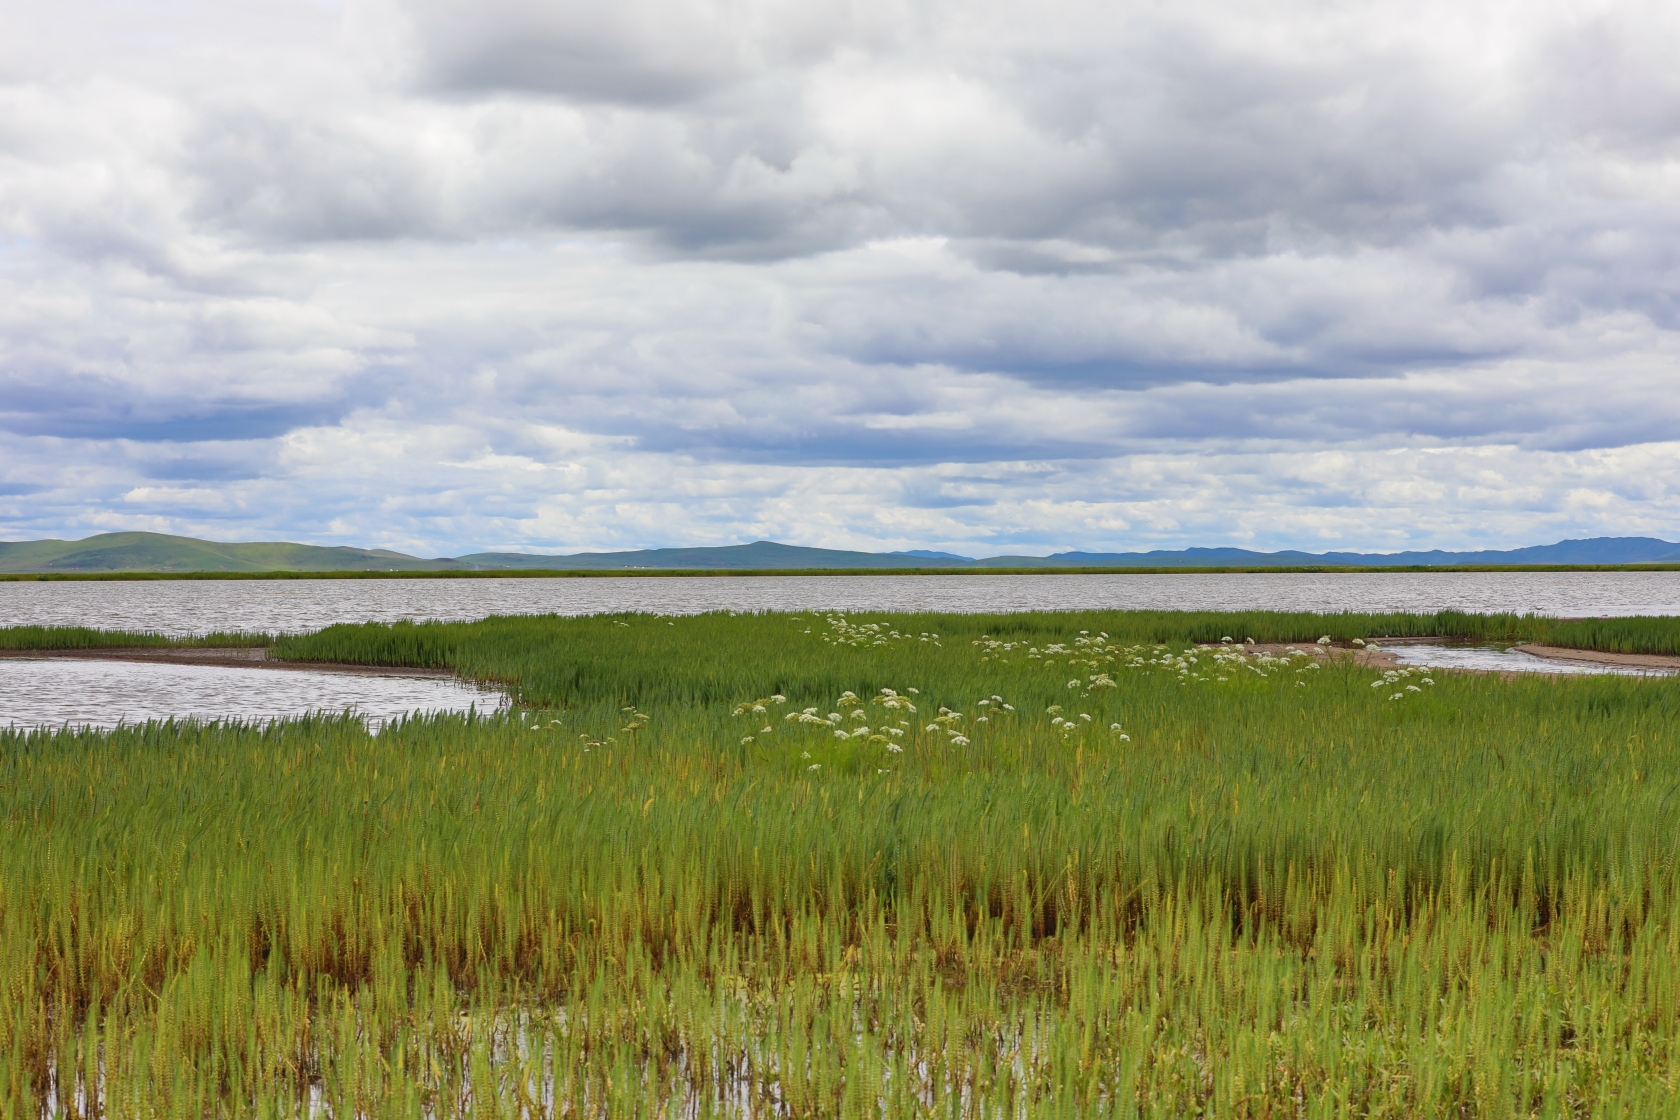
{"left": 0, "top": 532, "right": 460, "bottom": 574}
{"left": 2, "top": 532, "right": 1677, "bottom": 573}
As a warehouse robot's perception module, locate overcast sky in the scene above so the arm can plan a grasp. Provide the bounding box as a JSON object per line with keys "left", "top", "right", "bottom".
{"left": 2, "top": 0, "right": 1678, "bottom": 557}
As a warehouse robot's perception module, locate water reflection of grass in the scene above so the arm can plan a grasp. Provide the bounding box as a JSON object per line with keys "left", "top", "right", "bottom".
{"left": 2, "top": 610, "right": 1678, "bottom": 1114}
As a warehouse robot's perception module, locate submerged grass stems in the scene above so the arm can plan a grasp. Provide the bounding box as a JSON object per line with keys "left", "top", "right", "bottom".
{"left": 3, "top": 610, "right": 1680, "bottom": 1115}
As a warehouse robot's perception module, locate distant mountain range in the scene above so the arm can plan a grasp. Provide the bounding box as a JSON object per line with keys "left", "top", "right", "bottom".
{"left": 3, "top": 531, "right": 1680, "bottom": 574}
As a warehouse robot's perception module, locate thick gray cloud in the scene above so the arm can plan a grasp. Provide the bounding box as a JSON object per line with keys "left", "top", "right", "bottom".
{"left": 1, "top": 0, "right": 1678, "bottom": 555}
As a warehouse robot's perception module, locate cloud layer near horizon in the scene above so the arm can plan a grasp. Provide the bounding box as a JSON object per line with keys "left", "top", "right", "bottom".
{"left": 2, "top": 0, "right": 1679, "bottom": 556}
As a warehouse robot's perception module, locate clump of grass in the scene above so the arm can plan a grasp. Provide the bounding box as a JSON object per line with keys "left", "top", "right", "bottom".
{"left": 3, "top": 611, "right": 1679, "bottom": 1114}
{"left": 0, "top": 625, "right": 273, "bottom": 650}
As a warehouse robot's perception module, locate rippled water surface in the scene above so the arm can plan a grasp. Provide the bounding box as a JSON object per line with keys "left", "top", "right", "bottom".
{"left": 0, "top": 659, "right": 506, "bottom": 731}
{"left": 6, "top": 571, "right": 1680, "bottom": 636}
{"left": 1384, "top": 644, "right": 1674, "bottom": 676}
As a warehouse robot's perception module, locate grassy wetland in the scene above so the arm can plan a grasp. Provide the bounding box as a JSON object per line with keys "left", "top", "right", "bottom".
{"left": 4, "top": 610, "right": 1680, "bottom": 1116}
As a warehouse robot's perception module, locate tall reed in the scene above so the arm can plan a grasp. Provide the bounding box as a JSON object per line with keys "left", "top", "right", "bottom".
{"left": 3, "top": 611, "right": 1677, "bottom": 1115}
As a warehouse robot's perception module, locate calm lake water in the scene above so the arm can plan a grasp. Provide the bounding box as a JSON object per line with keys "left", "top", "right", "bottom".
{"left": 0, "top": 659, "right": 505, "bottom": 731}
{"left": 5, "top": 571, "right": 1680, "bottom": 637}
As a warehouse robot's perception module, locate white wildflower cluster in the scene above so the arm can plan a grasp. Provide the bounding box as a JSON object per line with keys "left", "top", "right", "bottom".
{"left": 619, "top": 706, "right": 650, "bottom": 733}
{"left": 973, "top": 695, "right": 1014, "bottom": 724}
{"left": 1045, "top": 703, "right": 1129, "bottom": 740}
{"left": 1046, "top": 703, "right": 1096, "bottom": 737}
{"left": 1373, "top": 667, "right": 1435, "bottom": 700}
{"left": 1205, "top": 638, "right": 1322, "bottom": 683}
{"left": 925, "top": 705, "right": 970, "bottom": 746}
{"left": 819, "top": 615, "right": 941, "bottom": 649}
{"left": 732, "top": 694, "right": 787, "bottom": 742}
{"left": 731, "top": 695, "right": 788, "bottom": 718}
{"left": 972, "top": 631, "right": 1111, "bottom": 667}
{"left": 977, "top": 630, "right": 1321, "bottom": 689}
{"left": 744, "top": 686, "right": 932, "bottom": 755}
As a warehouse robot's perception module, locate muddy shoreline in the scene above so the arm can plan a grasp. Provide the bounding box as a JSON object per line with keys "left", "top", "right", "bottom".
{"left": 1212, "top": 639, "right": 1680, "bottom": 673}
{"left": 1511, "top": 644, "right": 1680, "bottom": 670}
{"left": 0, "top": 647, "right": 456, "bottom": 678}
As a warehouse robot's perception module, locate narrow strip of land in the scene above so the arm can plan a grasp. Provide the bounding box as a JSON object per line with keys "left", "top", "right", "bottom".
{"left": 1513, "top": 644, "right": 1680, "bottom": 670}
{"left": 0, "top": 647, "right": 455, "bottom": 677}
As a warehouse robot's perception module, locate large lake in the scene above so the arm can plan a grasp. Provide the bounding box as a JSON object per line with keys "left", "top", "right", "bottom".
{"left": 5, "top": 571, "right": 1680, "bottom": 636}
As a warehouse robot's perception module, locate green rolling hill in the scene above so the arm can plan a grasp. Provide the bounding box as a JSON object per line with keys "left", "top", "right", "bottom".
{"left": 0, "top": 533, "right": 461, "bottom": 574}
{"left": 453, "top": 541, "right": 972, "bottom": 570}
{"left": 2, "top": 532, "right": 1677, "bottom": 574}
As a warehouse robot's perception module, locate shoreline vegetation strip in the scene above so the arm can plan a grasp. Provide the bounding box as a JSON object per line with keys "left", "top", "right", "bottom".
{"left": 6, "top": 561, "right": 1680, "bottom": 579}
{"left": 3, "top": 610, "right": 1680, "bottom": 1113}
{"left": 11, "top": 607, "right": 1680, "bottom": 656}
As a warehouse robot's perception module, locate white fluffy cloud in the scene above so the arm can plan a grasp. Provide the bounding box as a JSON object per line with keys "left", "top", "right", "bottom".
{"left": 1, "top": 0, "right": 1678, "bottom": 555}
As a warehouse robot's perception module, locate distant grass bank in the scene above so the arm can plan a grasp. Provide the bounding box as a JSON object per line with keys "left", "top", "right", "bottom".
{"left": 7, "top": 562, "right": 1680, "bottom": 579}
{"left": 266, "top": 610, "right": 1680, "bottom": 693}
{"left": 10, "top": 608, "right": 1680, "bottom": 662}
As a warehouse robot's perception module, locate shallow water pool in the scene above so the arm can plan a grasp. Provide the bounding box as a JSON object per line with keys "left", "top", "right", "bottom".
{"left": 1381, "top": 643, "right": 1674, "bottom": 677}
{"left": 0, "top": 659, "right": 506, "bottom": 731}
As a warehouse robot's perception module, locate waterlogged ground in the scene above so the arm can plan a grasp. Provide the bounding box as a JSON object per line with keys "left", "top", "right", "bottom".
{"left": 5, "top": 569, "right": 1680, "bottom": 635}
{"left": 0, "top": 658, "right": 505, "bottom": 730}
{"left": 1384, "top": 642, "right": 1678, "bottom": 676}
{"left": 5, "top": 610, "right": 1679, "bottom": 1116}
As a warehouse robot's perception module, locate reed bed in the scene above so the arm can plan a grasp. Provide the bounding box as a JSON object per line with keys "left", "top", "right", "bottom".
{"left": 3, "top": 610, "right": 1679, "bottom": 1116}
{"left": 0, "top": 627, "right": 273, "bottom": 651}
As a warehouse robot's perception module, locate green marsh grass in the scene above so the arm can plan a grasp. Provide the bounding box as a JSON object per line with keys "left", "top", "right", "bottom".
{"left": 0, "top": 627, "right": 273, "bottom": 651}
{"left": 3, "top": 610, "right": 1680, "bottom": 1116}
